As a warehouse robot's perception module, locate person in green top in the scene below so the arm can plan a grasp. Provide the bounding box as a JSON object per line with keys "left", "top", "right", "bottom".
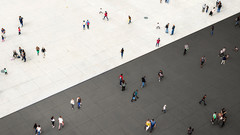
{"left": 211, "top": 112, "right": 217, "bottom": 124}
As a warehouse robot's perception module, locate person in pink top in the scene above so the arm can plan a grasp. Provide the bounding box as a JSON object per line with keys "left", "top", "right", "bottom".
{"left": 18, "top": 27, "right": 21, "bottom": 35}
{"left": 156, "top": 38, "right": 160, "bottom": 47}
{"left": 103, "top": 11, "right": 109, "bottom": 21}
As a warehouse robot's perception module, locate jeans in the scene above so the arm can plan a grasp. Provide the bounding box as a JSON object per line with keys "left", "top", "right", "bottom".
{"left": 165, "top": 28, "right": 168, "bottom": 33}
{"left": 211, "top": 31, "right": 213, "bottom": 35}
{"left": 141, "top": 82, "right": 145, "bottom": 88}
{"left": 171, "top": 29, "right": 174, "bottom": 35}
{"left": 78, "top": 102, "right": 81, "bottom": 109}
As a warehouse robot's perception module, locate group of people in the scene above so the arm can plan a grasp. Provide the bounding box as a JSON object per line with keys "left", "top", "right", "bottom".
{"left": 70, "top": 97, "right": 82, "bottom": 109}
{"left": 165, "top": 23, "right": 176, "bottom": 35}
{"left": 35, "top": 46, "right": 46, "bottom": 58}
{"left": 82, "top": 20, "right": 90, "bottom": 30}
{"left": 218, "top": 47, "right": 229, "bottom": 65}
{"left": 144, "top": 119, "right": 157, "bottom": 133}
{"left": 203, "top": 0, "right": 223, "bottom": 16}
{"left": 13, "top": 47, "right": 27, "bottom": 62}
{"left": 211, "top": 108, "right": 227, "bottom": 127}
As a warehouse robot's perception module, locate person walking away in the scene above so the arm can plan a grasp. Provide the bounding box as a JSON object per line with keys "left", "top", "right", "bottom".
{"left": 134, "top": 89, "right": 139, "bottom": 99}
{"left": 36, "top": 46, "right": 40, "bottom": 55}
{"left": 103, "top": 11, "right": 109, "bottom": 21}
{"left": 206, "top": 5, "right": 209, "bottom": 13}
{"left": 217, "top": 2, "right": 222, "bottom": 12}
{"left": 120, "top": 48, "right": 124, "bottom": 58}
{"left": 19, "top": 16, "right": 24, "bottom": 27}
{"left": 162, "top": 105, "right": 167, "bottom": 113}
{"left": 156, "top": 38, "right": 160, "bottom": 47}
{"left": 119, "top": 74, "right": 123, "bottom": 86}
{"left": 211, "top": 25, "right": 214, "bottom": 35}
{"left": 150, "top": 119, "right": 156, "bottom": 133}
{"left": 22, "top": 50, "right": 26, "bottom": 62}
{"left": 171, "top": 25, "right": 175, "bottom": 35}
{"left": 235, "top": 16, "right": 239, "bottom": 26}
{"left": 36, "top": 125, "right": 41, "bottom": 135}
{"left": 58, "top": 116, "right": 64, "bottom": 130}
{"left": 86, "top": 20, "right": 90, "bottom": 29}
{"left": 141, "top": 76, "right": 146, "bottom": 88}
{"left": 158, "top": 70, "right": 164, "bottom": 82}
{"left": 82, "top": 20, "right": 86, "bottom": 30}
{"left": 128, "top": 16, "right": 131, "bottom": 24}
{"left": 187, "top": 127, "right": 194, "bottom": 135}
{"left": 51, "top": 116, "right": 55, "bottom": 128}
{"left": 211, "top": 112, "right": 217, "bottom": 124}
{"left": 199, "top": 94, "right": 207, "bottom": 105}
{"left": 70, "top": 98, "right": 74, "bottom": 109}
{"left": 121, "top": 80, "right": 126, "bottom": 91}
{"left": 33, "top": 123, "right": 37, "bottom": 135}
{"left": 200, "top": 56, "right": 206, "bottom": 68}
{"left": 131, "top": 92, "right": 136, "bottom": 102}
{"left": 1, "top": 34, "right": 4, "bottom": 42}
{"left": 145, "top": 119, "right": 151, "bottom": 131}
{"left": 209, "top": 7, "right": 215, "bottom": 16}
{"left": 202, "top": 4, "right": 206, "bottom": 12}
{"left": 41, "top": 47, "right": 46, "bottom": 58}
{"left": 18, "top": 27, "right": 21, "bottom": 35}
{"left": 76, "top": 97, "right": 81, "bottom": 109}
{"left": 221, "top": 55, "right": 226, "bottom": 64}
{"left": 183, "top": 44, "right": 189, "bottom": 55}
{"left": 165, "top": 23, "right": 169, "bottom": 33}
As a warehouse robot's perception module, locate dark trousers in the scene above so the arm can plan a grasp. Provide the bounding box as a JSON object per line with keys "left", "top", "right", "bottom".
{"left": 19, "top": 31, "right": 21, "bottom": 35}
{"left": 183, "top": 49, "right": 187, "bottom": 55}
{"left": 199, "top": 99, "right": 206, "bottom": 105}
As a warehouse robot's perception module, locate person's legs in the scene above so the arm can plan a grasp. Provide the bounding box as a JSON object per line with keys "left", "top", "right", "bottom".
{"left": 141, "top": 82, "right": 145, "bottom": 88}
{"left": 184, "top": 49, "right": 187, "bottom": 55}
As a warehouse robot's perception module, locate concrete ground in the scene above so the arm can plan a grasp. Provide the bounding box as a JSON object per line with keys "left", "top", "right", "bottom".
{"left": 0, "top": 13, "right": 239, "bottom": 135}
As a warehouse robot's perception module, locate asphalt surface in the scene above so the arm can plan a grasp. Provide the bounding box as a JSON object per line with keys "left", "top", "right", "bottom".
{"left": 0, "top": 13, "right": 240, "bottom": 135}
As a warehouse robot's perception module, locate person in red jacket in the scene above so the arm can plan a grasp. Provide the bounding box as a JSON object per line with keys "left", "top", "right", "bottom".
{"left": 18, "top": 27, "right": 21, "bottom": 35}
{"left": 103, "top": 11, "right": 109, "bottom": 21}
{"left": 156, "top": 38, "right": 160, "bottom": 47}
{"left": 119, "top": 74, "right": 123, "bottom": 86}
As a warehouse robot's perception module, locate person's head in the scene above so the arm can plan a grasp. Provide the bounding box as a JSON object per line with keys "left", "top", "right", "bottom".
{"left": 122, "top": 80, "right": 125, "bottom": 83}
{"left": 38, "top": 125, "right": 41, "bottom": 127}
{"left": 136, "top": 89, "right": 138, "bottom": 92}
{"left": 51, "top": 116, "right": 54, "bottom": 119}
{"left": 204, "top": 94, "right": 207, "bottom": 96}
{"left": 83, "top": 20, "right": 85, "bottom": 22}
{"left": 100, "top": 8, "right": 102, "bottom": 10}
{"left": 157, "top": 22, "right": 159, "bottom": 24}
{"left": 18, "top": 27, "right": 20, "bottom": 29}
{"left": 60, "top": 116, "right": 62, "bottom": 118}
{"left": 214, "top": 112, "right": 216, "bottom": 114}
{"left": 19, "top": 16, "right": 21, "bottom": 18}
{"left": 158, "top": 38, "right": 160, "bottom": 40}
{"left": 152, "top": 119, "right": 155, "bottom": 121}
{"left": 4, "top": 68, "right": 6, "bottom": 70}
{"left": 189, "top": 126, "right": 192, "bottom": 129}
{"left": 121, "top": 74, "right": 123, "bottom": 76}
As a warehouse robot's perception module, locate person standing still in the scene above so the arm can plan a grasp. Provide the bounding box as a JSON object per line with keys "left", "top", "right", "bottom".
{"left": 121, "top": 48, "right": 124, "bottom": 58}
{"left": 70, "top": 98, "right": 74, "bottom": 110}
{"left": 121, "top": 80, "right": 126, "bottom": 91}
{"left": 82, "top": 20, "right": 86, "bottom": 30}
{"left": 141, "top": 76, "right": 146, "bottom": 88}
{"left": 206, "top": 5, "right": 209, "bottom": 13}
{"left": 183, "top": 44, "right": 189, "bottom": 55}
{"left": 19, "top": 16, "right": 24, "bottom": 27}
{"left": 36, "top": 46, "right": 40, "bottom": 56}
{"left": 171, "top": 25, "right": 175, "bottom": 35}
{"left": 199, "top": 94, "right": 207, "bottom": 105}
{"left": 119, "top": 74, "right": 123, "bottom": 86}
{"left": 202, "top": 4, "right": 206, "bottom": 12}
{"left": 18, "top": 27, "right": 21, "bottom": 35}
{"left": 221, "top": 55, "right": 226, "bottom": 64}
{"left": 150, "top": 119, "right": 156, "bottom": 133}
{"left": 200, "top": 56, "right": 206, "bottom": 68}
{"left": 162, "top": 105, "right": 167, "bottom": 113}
{"left": 211, "top": 25, "right": 214, "bottom": 35}
{"left": 156, "top": 38, "right": 160, "bottom": 47}
{"left": 235, "top": 16, "right": 240, "bottom": 26}
{"left": 86, "top": 20, "right": 90, "bottom": 29}
{"left": 165, "top": 23, "right": 169, "bottom": 33}
{"left": 76, "top": 97, "right": 81, "bottom": 109}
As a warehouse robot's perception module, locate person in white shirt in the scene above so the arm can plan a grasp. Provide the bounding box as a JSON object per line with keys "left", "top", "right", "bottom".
{"left": 58, "top": 116, "right": 64, "bottom": 130}
{"left": 36, "top": 125, "right": 41, "bottom": 135}
{"left": 82, "top": 20, "right": 86, "bottom": 30}
{"left": 162, "top": 105, "right": 167, "bottom": 113}
{"left": 70, "top": 98, "right": 75, "bottom": 109}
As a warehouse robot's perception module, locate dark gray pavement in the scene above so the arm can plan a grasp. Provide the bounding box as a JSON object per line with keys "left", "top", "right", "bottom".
{"left": 1, "top": 13, "right": 240, "bottom": 135}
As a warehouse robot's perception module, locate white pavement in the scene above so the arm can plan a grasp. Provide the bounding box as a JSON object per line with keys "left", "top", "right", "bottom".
{"left": 0, "top": 0, "right": 239, "bottom": 118}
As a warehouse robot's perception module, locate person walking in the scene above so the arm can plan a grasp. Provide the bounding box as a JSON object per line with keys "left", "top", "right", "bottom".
{"left": 36, "top": 125, "right": 41, "bottom": 135}
{"left": 3, "top": 68, "right": 7, "bottom": 75}
{"left": 221, "top": 116, "right": 227, "bottom": 127}
{"left": 209, "top": 7, "right": 215, "bottom": 16}
{"left": 70, "top": 98, "right": 74, "bottom": 110}
{"left": 128, "top": 16, "right": 131, "bottom": 24}
{"left": 119, "top": 74, "right": 123, "bottom": 86}
{"left": 211, "top": 112, "right": 217, "bottom": 124}
{"left": 36, "top": 46, "right": 40, "bottom": 56}
{"left": 202, "top": 4, "right": 206, "bottom": 12}
{"left": 200, "top": 56, "right": 206, "bottom": 68}
{"left": 145, "top": 119, "right": 151, "bottom": 131}
{"left": 217, "top": 2, "right": 222, "bottom": 12}
{"left": 103, "top": 11, "right": 109, "bottom": 21}
{"left": 150, "top": 119, "right": 156, "bottom": 133}
{"left": 199, "top": 94, "right": 207, "bottom": 105}
{"left": 156, "top": 38, "right": 160, "bottom": 47}
{"left": 131, "top": 91, "right": 136, "bottom": 102}
{"left": 165, "top": 23, "right": 169, "bottom": 33}
{"left": 19, "top": 16, "right": 24, "bottom": 27}
{"left": 221, "top": 55, "right": 226, "bottom": 64}
{"left": 171, "top": 25, "right": 175, "bottom": 35}
{"left": 120, "top": 48, "right": 124, "bottom": 58}
{"left": 86, "top": 20, "right": 90, "bottom": 29}
{"left": 41, "top": 47, "right": 46, "bottom": 58}
{"left": 187, "top": 126, "right": 194, "bottom": 135}
{"left": 51, "top": 116, "right": 55, "bottom": 128}
{"left": 76, "top": 97, "right": 81, "bottom": 109}
{"left": 1, "top": 34, "right": 4, "bottom": 42}
{"left": 206, "top": 5, "right": 209, "bottom": 13}
{"left": 141, "top": 76, "right": 146, "bottom": 88}
{"left": 18, "top": 27, "right": 21, "bottom": 35}
{"left": 22, "top": 50, "right": 26, "bottom": 62}
{"left": 156, "top": 22, "right": 160, "bottom": 29}
{"left": 235, "top": 16, "right": 239, "bottom": 26}
{"left": 183, "top": 44, "right": 189, "bottom": 55}
{"left": 33, "top": 123, "right": 37, "bottom": 135}
{"left": 211, "top": 25, "right": 214, "bottom": 35}
{"left": 162, "top": 105, "right": 167, "bottom": 113}
{"left": 58, "top": 116, "right": 64, "bottom": 130}
{"left": 121, "top": 80, "right": 126, "bottom": 91}
{"left": 82, "top": 20, "right": 86, "bottom": 30}
{"left": 158, "top": 70, "right": 164, "bottom": 82}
